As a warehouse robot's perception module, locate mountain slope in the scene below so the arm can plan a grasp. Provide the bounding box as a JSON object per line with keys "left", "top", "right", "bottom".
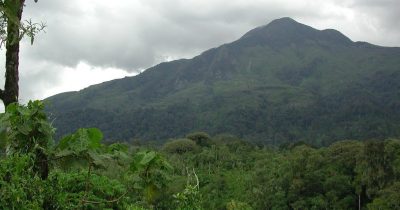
{"left": 45, "top": 17, "right": 400, "bottom": 145}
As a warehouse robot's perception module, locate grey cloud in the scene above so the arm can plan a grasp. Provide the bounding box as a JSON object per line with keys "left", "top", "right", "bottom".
{"left": 352, "top": 0, "right": 400, "bottom": 26}
{"left": 0, "top": 0, "right": 398, "bottom": 107}
{"left": 18, "top": 55, "right": 65, "bottom": 101}
{"left": 23, "top": 0, "right": 158, "bottom": 71}
{"left": 19, "top": 0, "right": 400, "bottom": 75}
{"left": 0, "top": 47, "right": 63, "bottom": 104}
{"left": 20, "top": 0, "right": 339, "bottom": 73}
{"left": 332, "top": 0, "right": 400, "bottom": 46}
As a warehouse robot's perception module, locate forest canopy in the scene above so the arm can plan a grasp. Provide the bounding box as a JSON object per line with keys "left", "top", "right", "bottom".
{"left": 1, "top": 101, "right": 400, "bottom": 209}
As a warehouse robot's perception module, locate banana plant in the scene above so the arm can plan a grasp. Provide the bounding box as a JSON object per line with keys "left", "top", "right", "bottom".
{"left": 129, "top": 150, "right": 173, "bottom": 205}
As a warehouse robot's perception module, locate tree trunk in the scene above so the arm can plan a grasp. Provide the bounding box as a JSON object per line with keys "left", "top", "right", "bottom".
{"left": 0, "top": 0, "right": 25, "bottom": 107}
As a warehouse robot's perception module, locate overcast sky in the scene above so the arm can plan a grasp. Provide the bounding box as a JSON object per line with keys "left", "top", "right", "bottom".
{"left": 0, "top": 0, "right": 399, "bottom": 111}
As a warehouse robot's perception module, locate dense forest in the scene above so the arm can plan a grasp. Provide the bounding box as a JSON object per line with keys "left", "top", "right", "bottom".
{"left": 1, "top": 101, "right": 399, "bottom": 209}
{"left": 46, "top": 18, "right": 400, "bottom": 145}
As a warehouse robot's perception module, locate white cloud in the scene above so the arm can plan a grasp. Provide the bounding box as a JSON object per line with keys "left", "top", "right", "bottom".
{"left": 38, "top": 62, "right": 137, "bottom": 99}
{"left": 1, "top": 60, "right": 135, "bottom": 112}
{"left": 0, "top": 0, "right": 399, "bottom": 112}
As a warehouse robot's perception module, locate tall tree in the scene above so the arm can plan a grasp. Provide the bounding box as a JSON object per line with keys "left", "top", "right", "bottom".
{"left": 0, "top": 0, "right": 44, "bottom": 107}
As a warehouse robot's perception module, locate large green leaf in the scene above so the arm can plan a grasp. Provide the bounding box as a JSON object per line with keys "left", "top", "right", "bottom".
{"left": 56, "top": 128, "right": 103, "bottom": 158}
{"left": 17, "top": 124, "right": 31, "bottom": 135}
{"left": 140, "top": 151, "right": 156, "bottom": 166}
{"left": 57, "top": 135, "right": 73, "bottom": 151}
{"left": 88, "top": 151, "right": 114, "bottom": 168}
{"left": 86, "top": 128, "right": 103, "bottom": 150}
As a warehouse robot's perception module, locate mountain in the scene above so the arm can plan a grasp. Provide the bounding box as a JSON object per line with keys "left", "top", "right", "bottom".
{"left": 45, "top": 17, "right": 400, "bottom": 145}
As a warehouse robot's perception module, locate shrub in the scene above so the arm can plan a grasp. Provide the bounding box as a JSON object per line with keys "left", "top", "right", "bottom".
{"left": 163, "top": 139, "right": 198, "bottom": 154}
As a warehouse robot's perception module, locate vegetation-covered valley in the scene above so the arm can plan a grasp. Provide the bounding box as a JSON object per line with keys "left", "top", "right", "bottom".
{"left": 1, "top": 101, "right": 400, "bottom": 209}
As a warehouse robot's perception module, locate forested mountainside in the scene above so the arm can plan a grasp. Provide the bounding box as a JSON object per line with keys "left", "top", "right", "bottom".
{"left": 45, "top": 17, "right": 400, "bottom": 145}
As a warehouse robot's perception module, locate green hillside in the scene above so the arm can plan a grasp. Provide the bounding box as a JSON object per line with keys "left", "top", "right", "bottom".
{"left": 45, "top": 17, "right": 400, "bottom": 145}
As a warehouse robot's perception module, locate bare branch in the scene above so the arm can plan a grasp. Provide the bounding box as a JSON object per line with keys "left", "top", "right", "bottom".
{"left": 193, "top": 168, "right": 199, "bottom": 190}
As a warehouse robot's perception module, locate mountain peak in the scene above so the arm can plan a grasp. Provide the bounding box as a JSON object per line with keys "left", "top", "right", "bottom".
{"left": 239, "top": 17, "right": 353, "bottom": 47}
{"left": 268, "top": 17, "right": 298, "bottom": 25}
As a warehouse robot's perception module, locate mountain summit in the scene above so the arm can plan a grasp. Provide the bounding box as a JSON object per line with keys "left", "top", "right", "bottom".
{"left": 45, "top": 18, "right": 400, "bottom": 145}
{"left": 239, "top": 17, "right": 352, "bottom": 47}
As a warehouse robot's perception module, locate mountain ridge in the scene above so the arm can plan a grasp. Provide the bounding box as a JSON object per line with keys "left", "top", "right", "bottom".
{"left": 45, "top": 18, "right": 400, "bottom": 145}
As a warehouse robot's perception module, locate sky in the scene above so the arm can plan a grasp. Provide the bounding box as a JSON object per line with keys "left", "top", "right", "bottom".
{"left": 0, "top": 0, "right": 399, "bottom": 111}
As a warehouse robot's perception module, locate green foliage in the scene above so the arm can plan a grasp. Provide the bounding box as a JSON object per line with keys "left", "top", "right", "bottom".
{"left": 359, "top": 140, "right": 388, "bottom": 198}
{"left": 58, "top": 128, "right": 103, "bottom": 152}
{"left": 45, "top": 171, "right": 128, "bottom": 209}
{"left": 0, "top": 0, "right": 45, "bottom": 47}
{"left": 0, "top": 102, "right": 54, "bottom": 208}
{"left": 0, "top": 154, "right": 46, "bottom": 209}
{"left": 0, "top": 101, "right": 148, "bottom": 209}
{"left": 0, "top": 101, "right": 53, "bottom": 179}
{"left": 164, "top": 137, "right": 400, "bottom": 210}
{"left": 55, "top": 128, "right": 106, "bottom": 169}
{"left": 128, "top": 150, "right": 173, "bottom": 205}
{"left": 173, "top": 169, "right": 202, "bottom": 210}
{"left": 186, "top": 132, "right": 212, "bottom": 147}
{"left": 0, "top": 101, "right": 54, "bottom": 154}
{"left": 226, "top": 200, "right": 253, "bottom": 210}
{"left": 174, "top": 184, "right": 201, "bottom": 210}
{"left": 163, "top": 138, "right": 199, "bottom": 154}
{"left": 2, "top": 100, "right": 400, "bottom": 209}
{"left": 368, "top": 181, "right": 400, "bottom": 210}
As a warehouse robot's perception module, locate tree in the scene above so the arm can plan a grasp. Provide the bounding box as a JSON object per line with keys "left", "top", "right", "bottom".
{"left": 0, "top": 101, "right": 54, "bottom": 179}
{"left": 129, "top": 151, "right": 172, "bottom": 206}
{"left": 367, "top": 181, "right": 400, "bottom": 209}
{"left": 0, "top": 0, "right": 44, "bottom": 107}
{"left": 163, "top": 138, "right": 199, "bottom": 154}
{"left": 186, "top": 132, "right": 212, "bottom": 147}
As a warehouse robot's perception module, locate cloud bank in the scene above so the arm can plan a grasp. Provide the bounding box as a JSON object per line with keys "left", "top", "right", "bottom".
{"left": 0, "top": 0, "right": 399, "bottom": 111}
